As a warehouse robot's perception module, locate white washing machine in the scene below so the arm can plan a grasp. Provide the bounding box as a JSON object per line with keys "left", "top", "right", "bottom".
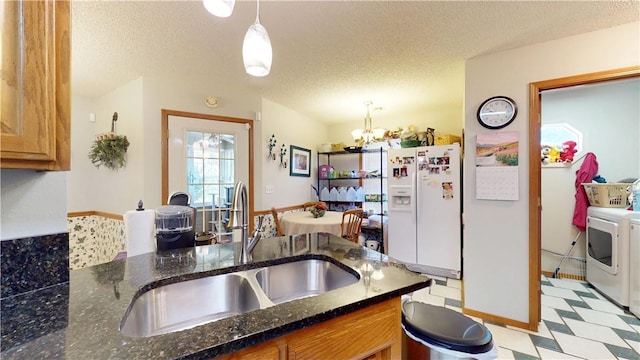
{"left": 586, "top": 207, "right": 639, "bottom": 308}
{"left": 630, "top": 218, "right": 640, "bottom": 318}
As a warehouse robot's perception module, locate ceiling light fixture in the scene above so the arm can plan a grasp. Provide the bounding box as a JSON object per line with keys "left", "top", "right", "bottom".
{"left": 202, "top": 0, "right": 235, "bottom": 18}
{"left": 351, "top": 101, "right": 385, "bottom": 145}
{"left": 242, "top": 0, "right": 272, "bottom": 77}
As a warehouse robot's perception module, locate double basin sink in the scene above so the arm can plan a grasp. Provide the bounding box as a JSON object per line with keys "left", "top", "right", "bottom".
{"left": 120, "top": 258, "right": 360, "bottom": 337}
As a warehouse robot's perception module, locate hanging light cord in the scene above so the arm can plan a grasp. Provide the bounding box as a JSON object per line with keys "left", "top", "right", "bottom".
{"left": 255, "top": 0, "right": 261, "bottom": 24}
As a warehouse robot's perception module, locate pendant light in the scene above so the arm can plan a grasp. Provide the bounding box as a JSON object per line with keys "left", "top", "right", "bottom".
{"left": 242, "top": 0, "right": 272, "bottom": 77}
{"left": 202, "top": 0, "right": 235, "bottom": 18}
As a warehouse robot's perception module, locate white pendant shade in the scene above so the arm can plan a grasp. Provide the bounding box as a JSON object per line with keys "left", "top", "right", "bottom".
{"left": 203, "top": 0, "right": 235, "bottom": 17}
{"left": 242, "top": 22, "right": 272, "bottom": 77}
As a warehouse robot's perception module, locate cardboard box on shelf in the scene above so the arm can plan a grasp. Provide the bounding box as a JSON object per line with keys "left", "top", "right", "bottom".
{"left": 434, "top": 134, "right": 462, "bottom": 145}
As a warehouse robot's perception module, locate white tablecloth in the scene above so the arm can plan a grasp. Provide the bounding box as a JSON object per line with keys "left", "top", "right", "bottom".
{"left": 280, "top": 211, "right": 343, "bottom": 237}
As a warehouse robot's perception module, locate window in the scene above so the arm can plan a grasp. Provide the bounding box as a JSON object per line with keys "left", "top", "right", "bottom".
{"left": 541, "top": 123, "right": 583, "bottom": 165}
{"left": 186, "top": 131, "right": 235, "bottom": 234}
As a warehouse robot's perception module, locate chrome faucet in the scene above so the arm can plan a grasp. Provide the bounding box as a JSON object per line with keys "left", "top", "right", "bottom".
{"left": 229, "top": 181, "right": 263, "bottom": 263}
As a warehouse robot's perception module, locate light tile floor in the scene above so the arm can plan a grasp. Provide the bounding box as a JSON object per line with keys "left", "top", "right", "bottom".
{"left": 408, "top": 274, "right": 640, "bottom": 359}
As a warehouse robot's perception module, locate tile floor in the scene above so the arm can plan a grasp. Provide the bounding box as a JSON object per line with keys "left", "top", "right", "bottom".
{"left": 408, "top": 274, "right": 640, "bottom": 359}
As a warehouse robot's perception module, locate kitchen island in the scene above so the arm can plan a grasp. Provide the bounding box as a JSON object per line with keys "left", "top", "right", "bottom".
{"left": 1, "top": 233, "right": 430, "bottom": 359}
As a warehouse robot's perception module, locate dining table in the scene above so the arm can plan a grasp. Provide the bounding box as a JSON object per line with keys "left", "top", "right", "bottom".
{"left": 280, "top": 210, "right": 344, "bottom": 237}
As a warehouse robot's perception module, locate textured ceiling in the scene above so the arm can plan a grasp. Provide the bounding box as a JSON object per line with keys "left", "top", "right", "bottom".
{"left": 71, "top": 1, "right": 640, "bottom": 124}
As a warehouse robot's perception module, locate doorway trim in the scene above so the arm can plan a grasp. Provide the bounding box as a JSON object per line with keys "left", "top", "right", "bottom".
{"left": 161, "top": 109, "right": 255, "bottom": 220}
{"left": 528, "top": 66, "right": 639, "bottom": 328}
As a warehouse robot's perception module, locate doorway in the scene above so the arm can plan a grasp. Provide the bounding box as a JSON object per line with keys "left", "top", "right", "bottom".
{"left": 161, "top": 109, "right": 255, "bottom": 237}
{"left": 528, "top": 66, "right": 639, "bottom": 326}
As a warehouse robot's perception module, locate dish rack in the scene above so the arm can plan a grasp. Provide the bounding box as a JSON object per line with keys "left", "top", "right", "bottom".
{"left": 582, "top": 183, "right": 630, "bottom": 208}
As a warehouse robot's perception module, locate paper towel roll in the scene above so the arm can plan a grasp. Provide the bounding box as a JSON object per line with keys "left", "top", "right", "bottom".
{"left": 124, "top": 209, "right": 156, "bottom": 256}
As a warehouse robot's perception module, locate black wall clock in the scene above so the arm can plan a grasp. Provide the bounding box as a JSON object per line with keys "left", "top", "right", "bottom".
{"left": 476, "top": 96, "right": 517, "bottom": 129}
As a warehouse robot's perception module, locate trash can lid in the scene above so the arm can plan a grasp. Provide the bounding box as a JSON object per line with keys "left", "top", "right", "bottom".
{"left": 402, "top": 301, "right": 494, "bottom": 354}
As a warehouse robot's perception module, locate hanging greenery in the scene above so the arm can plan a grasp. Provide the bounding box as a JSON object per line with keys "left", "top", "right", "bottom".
{"left": 88, "top": 112, "right": 129, "bottom": 170}
{"left": 88, "top": 132, "right": 130, "bottom": 170}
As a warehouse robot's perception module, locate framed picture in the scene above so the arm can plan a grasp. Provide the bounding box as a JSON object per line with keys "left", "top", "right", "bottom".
{"left": 290, "top": 145, "right": 311, "bottom": 177}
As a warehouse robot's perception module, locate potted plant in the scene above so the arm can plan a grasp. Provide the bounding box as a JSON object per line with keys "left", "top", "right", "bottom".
{"left": 309, "top": 203, "right": 328, "bottom": 218}
{"left": 88, "top": 132, "right": 130, "bottom": 170}
{"left": 88, "top": 112, "right": 130, "bottom": 170}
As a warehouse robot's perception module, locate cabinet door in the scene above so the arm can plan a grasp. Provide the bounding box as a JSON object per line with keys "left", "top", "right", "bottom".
{"left": 1, "top": 0, "right": 70, "bottom": 170}
{"left": 287, "top": 298, "right": 401, "bottom": 360}
{"left": 216, "top": 339, "right": 284, "bottom": 360}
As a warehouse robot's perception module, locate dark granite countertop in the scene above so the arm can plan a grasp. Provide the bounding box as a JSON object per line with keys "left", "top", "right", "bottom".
{"left": 1, "top": 233, "right": 430, "bottom": 359}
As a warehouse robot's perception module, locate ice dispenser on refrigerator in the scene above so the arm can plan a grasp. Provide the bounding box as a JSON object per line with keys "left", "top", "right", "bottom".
{"left": 389, "top": 186, "right": 413, "bottom": 211}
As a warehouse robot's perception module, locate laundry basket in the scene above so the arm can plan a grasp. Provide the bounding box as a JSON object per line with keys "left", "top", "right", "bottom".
{"left": 582, "top": 183, "right": 630, "bottom": 208}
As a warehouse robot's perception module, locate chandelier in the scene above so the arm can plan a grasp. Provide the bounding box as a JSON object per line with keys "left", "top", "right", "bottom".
{"left": 351, "top": 101, "right": 386, "bottom": 145}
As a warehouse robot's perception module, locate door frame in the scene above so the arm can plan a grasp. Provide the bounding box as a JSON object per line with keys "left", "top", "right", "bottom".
{"left": 161, "top": 109, "right": 255, "bottom": 222}
{"left": 528, "top": 66, "right": 639, "bottom": 327}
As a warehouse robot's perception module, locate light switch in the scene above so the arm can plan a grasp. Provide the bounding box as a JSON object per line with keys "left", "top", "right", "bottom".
{"left": 265, "top": 185, "right": 274, "bottom": 194}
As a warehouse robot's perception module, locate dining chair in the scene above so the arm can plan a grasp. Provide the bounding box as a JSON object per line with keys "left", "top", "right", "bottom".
{"left": 341, "top": 209, "right": 364, "bottom": 243}
{"left": 302, "top": 201, "right": 326, "bottom": 210}
{"left": 271, "top": 207, "right": 284, "bottom": 237}
{"left": 168, "top": 191, "right": 191, "bottom": 206}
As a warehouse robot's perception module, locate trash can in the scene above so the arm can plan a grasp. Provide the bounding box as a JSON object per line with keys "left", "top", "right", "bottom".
{"left": 401, "top": 301, "right": 497, "bottom": 360}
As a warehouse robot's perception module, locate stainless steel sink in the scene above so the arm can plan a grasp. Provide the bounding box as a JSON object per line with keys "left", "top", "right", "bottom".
{"left": 255, "top": 259, "right": 359, "bottom": 304}
{"left": 120, "top": 273, "right": 261, "bottom": 337}
{"left": 120, "top": 258, "right": 359, "bottom": 337}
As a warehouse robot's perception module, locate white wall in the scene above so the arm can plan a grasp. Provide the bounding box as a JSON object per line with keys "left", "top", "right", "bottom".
{"left": 541, "top": 78, "right": 640, "bottom": 272}
{"left": 67, "top": 76, "right": 261, "bottom": 214}
{"left": 67, "top": 75, "right": 328, "bottom": 216}
{"left": 258, "top": 98, "right": 328, "bottom": 210}
{"left": 141, "top": 76, "right": 263, "bottom": 213}
{"left": 463, "top": 22, "right": 640, "bottom": 323}
{"left": 67, "top": 78, "right": 145, "bottom": 214}
{"left": 0, "top": 170, "right": 67, "bottom": 240}
{"left": 67, "top": 95, "right": 97, "bottom": 211}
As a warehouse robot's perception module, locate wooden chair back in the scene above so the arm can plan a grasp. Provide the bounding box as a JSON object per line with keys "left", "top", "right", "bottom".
{"left": 271, "top": 207, "right": 284, "bottom": 237}
{"left": 341, "top": 209, "right": 363, "bottom": 243}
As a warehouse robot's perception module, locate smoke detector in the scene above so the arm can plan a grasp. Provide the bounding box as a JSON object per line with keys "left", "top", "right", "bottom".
{"left": 205, "top": 96, "right": 219, "bottom": 108}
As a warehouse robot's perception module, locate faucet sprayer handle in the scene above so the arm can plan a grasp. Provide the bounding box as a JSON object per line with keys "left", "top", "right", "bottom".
{"left": 251, "top": 215, "right": 265, "bottom": 239}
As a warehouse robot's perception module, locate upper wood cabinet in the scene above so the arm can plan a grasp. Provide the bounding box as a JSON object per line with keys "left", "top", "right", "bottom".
{"left": 1, "top": 0, "right": 70, "bottom": 170}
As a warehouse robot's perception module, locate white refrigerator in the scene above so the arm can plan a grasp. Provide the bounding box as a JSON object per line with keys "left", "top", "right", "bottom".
{"left": 387, "top": 144, "right": 461, "bottom": 279}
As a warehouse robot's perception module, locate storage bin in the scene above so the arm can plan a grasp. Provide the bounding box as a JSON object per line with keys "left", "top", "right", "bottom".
{"left": 434, "top": 134, "right": 462, "bottom": 145}
{"left": 331, "top": 143, "right": 345, "bottom": 152}
{"left": 401, "top": 140, "right": 421, "bottom": 148}
{"left": 318, "top": 165, "right": 331, "bottom": 179}
{"left": 582, "top": 183, "right": 630, "bottom": 208}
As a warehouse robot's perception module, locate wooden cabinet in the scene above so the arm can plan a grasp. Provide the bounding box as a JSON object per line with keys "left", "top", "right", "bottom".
{"left": 216, "top": 340, "right": 284, "bottom": 360}
{"left": 0, "top": 0, "right": 71, "bottom": 170}
{"left": 216, "top": 298, "right": 402, "bottom": 360}
{"left": 287, "top": 298, "right": 400, "bottom": 359}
